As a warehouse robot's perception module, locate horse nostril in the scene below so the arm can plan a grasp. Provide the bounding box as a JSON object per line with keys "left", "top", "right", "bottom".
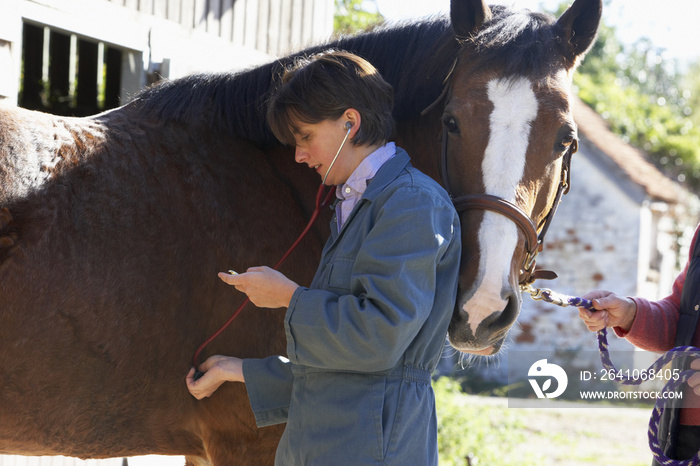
{"left": 495, "top": 295, "right": 520, "bottom": 328}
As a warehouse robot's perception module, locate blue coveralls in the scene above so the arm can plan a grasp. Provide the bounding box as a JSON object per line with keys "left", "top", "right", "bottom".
{"left": 243, "top": 149, "right": 461, "bottom": 465}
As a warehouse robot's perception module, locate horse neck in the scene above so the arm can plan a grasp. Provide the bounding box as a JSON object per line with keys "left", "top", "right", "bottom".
{"left": 129, "top": 20, "right": 458, "bottom": 190}
{"left": 224, "top": 19, "right": 458, "bottom": 145}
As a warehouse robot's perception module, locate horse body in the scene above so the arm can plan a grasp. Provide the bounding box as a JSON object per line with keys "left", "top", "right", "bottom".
{"left": 0, "top": 32, "right": 448, "bottom": 463}
{"left": 0, "top": 105, "right": 297, "bottom": 461}
{"left": 0, "top": 0, "right": 601, "bottom": 464}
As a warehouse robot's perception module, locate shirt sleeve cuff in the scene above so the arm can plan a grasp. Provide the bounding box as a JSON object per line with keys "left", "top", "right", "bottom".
{"left": 612, "top": 296, "right": 641, "bottom": 338}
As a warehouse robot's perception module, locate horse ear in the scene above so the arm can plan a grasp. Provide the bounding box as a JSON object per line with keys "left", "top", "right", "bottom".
{"left": 450, "top": 0, "right": 492, "bottom": 40}
{"left": 555, "top": 0, "right": 603, "bottom": 66}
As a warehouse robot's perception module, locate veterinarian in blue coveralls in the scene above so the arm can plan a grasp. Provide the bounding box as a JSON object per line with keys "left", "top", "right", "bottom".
{"left": 186, "top": 50, "right": 461, "bottom": 465}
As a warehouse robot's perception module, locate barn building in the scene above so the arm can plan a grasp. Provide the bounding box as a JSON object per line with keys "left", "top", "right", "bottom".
{"left": 0, "top": 0, "right": 334, "bottom": 114}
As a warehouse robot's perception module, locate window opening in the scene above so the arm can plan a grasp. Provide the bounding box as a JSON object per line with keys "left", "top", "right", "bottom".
{"left": 19, "top": 22, "right": 123, "bottom": 116}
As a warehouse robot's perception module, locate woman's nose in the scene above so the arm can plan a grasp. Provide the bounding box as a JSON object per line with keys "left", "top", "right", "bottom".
{"left": 294, "top": 147, "right": 307, "bottom": 164}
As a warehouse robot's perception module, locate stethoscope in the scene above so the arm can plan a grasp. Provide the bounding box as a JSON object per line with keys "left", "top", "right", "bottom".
{"left": 192, "top": 120, "right": 353, "bottom": 376}
{"left": 322, "top": 121, "right": 353, "bottom": 185}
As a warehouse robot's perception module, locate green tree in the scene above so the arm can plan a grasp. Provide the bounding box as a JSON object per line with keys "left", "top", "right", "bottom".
{"left": 334, "top": 0, "right": 384, "bottom": 35}
{"left": 683, "top": 60, "right": 700, "bottom": 137}
{"left": 537, "top": 0, "right": 700, "bottom": 187}
{"left": 573, "top": 19, "right": 700, "bottom": 187}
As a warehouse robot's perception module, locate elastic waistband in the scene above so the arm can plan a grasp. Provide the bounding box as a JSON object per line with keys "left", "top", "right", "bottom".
{"left": 401, "top": 365, "right": 432, "bottom": 384}
{"left": 291, "top": 363, "right": 433, "bottom": 384}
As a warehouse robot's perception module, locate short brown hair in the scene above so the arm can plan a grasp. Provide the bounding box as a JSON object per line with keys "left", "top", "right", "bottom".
{"left": 266, "top": 50, "right": 394, "bottom": 147}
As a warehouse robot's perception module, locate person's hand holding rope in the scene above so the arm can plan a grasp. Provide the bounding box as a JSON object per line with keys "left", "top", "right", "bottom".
{"left": 687, "top": 359, "right": 700, "bottom": 397}
{"left": 577, "top": 290, "right": 637, "bottom": 332}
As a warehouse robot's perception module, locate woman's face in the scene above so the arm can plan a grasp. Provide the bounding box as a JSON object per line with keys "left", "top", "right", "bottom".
{"left": 293, "top": 117, "right": 355, "bottom": 186}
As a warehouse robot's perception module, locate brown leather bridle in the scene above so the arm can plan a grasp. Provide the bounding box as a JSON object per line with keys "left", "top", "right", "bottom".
{"left": 439, "top": 126, "right": 577, "bottom": 287}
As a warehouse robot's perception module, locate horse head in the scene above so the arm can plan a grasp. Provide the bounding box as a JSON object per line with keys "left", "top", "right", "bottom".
{"left": 443, "top": 0, "right": 602, "bottom": 355}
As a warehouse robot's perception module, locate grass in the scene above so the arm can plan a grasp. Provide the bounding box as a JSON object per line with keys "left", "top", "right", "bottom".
{"left": 434, "top": 377, "right": 653, "bottom": 466}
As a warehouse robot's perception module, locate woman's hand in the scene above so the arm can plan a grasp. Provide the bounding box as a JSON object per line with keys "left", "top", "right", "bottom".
{"left": 688, "top": 359, "right": 700, "bottom": 396}
{"left": 577, "top": 290, "right": 637, "bottom": 332}
{"left": 219, "top": 266, "right": 299, "bottom": 309}
{"left": 186, "top": 355, "right": 244, "bottom": 400}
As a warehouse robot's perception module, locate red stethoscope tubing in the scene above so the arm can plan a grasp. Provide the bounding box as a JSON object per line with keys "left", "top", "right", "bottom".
{"left": 192, "top": 183, "right": 335, "bottom": 368}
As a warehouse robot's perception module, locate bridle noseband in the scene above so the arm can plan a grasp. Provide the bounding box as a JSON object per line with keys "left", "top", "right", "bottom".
{"left": 440, "top": 126, "right": 577, "bottom": 287}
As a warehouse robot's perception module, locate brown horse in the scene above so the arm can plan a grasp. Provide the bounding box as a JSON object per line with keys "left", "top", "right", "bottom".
{"left": 0, "top": 0, "right": 601, "bottom": 464}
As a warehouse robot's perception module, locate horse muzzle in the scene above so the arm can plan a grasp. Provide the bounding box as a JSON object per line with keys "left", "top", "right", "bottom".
{"left": 448, "top": 288, "right": 521, "bottom": 355}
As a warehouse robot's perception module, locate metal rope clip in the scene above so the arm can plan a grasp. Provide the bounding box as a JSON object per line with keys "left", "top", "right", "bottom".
{"left": 520, "top": 284, "right": 572, "bottom": 307}
{"left": 520, "top": 283, "right": 544, "bottom": 300}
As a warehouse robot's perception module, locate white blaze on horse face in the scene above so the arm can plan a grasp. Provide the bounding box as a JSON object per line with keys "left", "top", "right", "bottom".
{"left": 464, "top": 77, "right": 538, "bottom": 335}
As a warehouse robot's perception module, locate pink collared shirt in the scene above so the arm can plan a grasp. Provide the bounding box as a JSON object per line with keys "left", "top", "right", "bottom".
{"left": 335, "top": 142, "right": 396, "bottom": 229}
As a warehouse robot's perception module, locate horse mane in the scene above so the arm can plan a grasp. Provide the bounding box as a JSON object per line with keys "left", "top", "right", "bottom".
{"left": 129, "top": 17, "right": 458, "bottom": 148}
{"left": 128, "top": 6, "right": 557, "bottom": 147}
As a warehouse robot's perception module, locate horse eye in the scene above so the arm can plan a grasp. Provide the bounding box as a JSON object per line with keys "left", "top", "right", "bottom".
{"left": 442, "top": 116, "right": 459, "bottom": 134}
{"left": 557, "top": 135, "right": 576, "bottom": 153}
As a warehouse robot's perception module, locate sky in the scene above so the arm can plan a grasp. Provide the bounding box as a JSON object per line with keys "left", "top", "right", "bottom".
{"left": 372, "top": 0, "right": 700, "bottom": 66}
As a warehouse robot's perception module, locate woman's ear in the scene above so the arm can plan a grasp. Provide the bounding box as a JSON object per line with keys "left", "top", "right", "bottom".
{"left": 343, "top": 108, "right": 362, "bottom": 138}
{"left": 343, "top": 108, "right": 361, "bottom": 127}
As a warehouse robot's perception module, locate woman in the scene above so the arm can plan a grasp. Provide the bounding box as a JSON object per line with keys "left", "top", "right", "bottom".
{"left": 578, "top": 223, "right": 700, "bottom": 463}
{"left": 186, "top": 50, "right": 462, "bottom": 465}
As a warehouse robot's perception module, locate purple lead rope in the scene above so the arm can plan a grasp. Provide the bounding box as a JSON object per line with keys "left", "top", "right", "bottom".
{"left": 523, "top": 285, "right": 700, "bottom": 466}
